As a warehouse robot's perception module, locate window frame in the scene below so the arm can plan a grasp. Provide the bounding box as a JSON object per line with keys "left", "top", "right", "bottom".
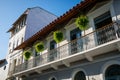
{"left": 49, "top": 76, "right": 57, "bottom": 80}
{"left": 72, "top": 69, "right": 88, "bottom": 80}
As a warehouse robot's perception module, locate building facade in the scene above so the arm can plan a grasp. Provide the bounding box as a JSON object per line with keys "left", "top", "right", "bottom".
{"left": 6, "top": 7, "right": 57, "bottom": 80}
{"left": 7, "top": 0, "right": 120, "bottom": 80}
{"left": 0, "top": 59, "right": 8, "bottom": 80}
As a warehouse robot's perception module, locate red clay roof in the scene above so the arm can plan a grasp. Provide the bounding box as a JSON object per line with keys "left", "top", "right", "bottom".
{"left": 15, "top": 0, "right": 97, "bottom": 50}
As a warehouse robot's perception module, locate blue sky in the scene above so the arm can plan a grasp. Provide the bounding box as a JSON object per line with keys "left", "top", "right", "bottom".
{"left": 0, "top": 0, "right": 81, "bottom": 60}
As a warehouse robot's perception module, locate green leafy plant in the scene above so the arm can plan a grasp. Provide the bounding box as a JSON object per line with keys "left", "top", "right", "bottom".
{"left": 23, "top": 50, "right": 32, "bottom": 60}
{"left": 75, "top": 15, "right": 89, "bottom": 35}
{"left": 53, "top": 31, "right": 64, "bottom": 43}
{"left": 35, "top": 42, "right": 44, "bottom": 53}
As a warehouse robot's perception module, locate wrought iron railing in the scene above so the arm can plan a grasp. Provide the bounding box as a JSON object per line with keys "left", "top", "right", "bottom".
{"left": 9, "top": 22, "right": 120, "bottom": 75}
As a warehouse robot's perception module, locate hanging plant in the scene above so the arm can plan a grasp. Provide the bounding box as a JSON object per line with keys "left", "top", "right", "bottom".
{"left": 35, "top": 42, "right": 44, "bottom": 53}
{"left": 53, "top": 31, "right": 64, "bottom": 43}
{"left": 75, "top": 15, "right": 89, "bottom": 35}
{"left": 23, "top": 50, "right": 32, "bottom": 60}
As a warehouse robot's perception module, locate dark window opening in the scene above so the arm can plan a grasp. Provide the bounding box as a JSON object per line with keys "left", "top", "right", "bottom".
{"left": 74, "top": 71, "right": 86, "bottom": 80}
{"left": 3, "top": 66, "right": 6, "bottom": 70}
{"left": 105, "top": 65, "right": 120, "bottom": 80}
{"left": 35, "top": 50, "right": 40, "bottom": 57}
{"left": 51, "top": 77, "right": 56, "bottom": 80}
{"left": 13, "top": 43, "right": 15, "bottom": 50}
{"left": 21, "top": 37, "right": 24, "bottom": 43}
{"left": 94, "top": 11, "right": 112, "bottom": 29}
{"left": 50, "top": 40, "right": 57, "bottom": 50}
{"left": 49, "top": 40, "right": 57, "bottom": 62}
{"left": 16, "top": 40, "right": 19, "bottom": 47}
{"left": 70, "top": 28, "right": 81, "bottom": 41}
{"left": 94, "top": 11, "right": 116, "bottom": 45}
{"left": 70, "top": 28, "right": 82, "bottom": 54}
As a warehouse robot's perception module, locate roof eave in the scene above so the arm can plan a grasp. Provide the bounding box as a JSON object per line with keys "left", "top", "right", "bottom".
{"left": 14, "top": 0, "right": 96, "bottom": 50}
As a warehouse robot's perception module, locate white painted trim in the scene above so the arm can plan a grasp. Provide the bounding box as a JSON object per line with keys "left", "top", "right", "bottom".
{"left": 14, "top": 54, "right": 120, "bottom": 78}
{"left": 100, "top": 60, "right": 120, "bottom": 80}
{"left": 71, "top": 68, "right": 88, "bottom": 80}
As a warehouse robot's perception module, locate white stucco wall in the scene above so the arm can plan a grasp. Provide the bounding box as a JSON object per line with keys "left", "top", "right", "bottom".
{"left": 0, "top": 60, "right": 8, "bottom": 80}
{"left": 7, "top": 7, "right": 57, "bottom": 63}
{"left": 8, "top": 26, "right": 26, "bottom": 57}
{"left": 25, "top": 7, "right": 57, "bottom": 40}
{"left": 7, "top": 26, "right": 26, "bottom": 77}
{"left": 6, "top": 7, "right": 57, "bottom": 79}
{"left": 23, "top": 0, "right": 116, "bottom": 61}
{"left": 6, "top": 0, "right": 120, "bottom": 79}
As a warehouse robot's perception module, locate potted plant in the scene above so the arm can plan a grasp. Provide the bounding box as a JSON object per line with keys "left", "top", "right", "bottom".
{"left": 75, "top": 15, "right": 89, "bottom": 35}
{"left": 23, "top": 50, "right": 32, "bottom": 60}
{"left": 53, "top": 30, "right": 64, "bottom": 43}
{"left": 35, "top": 42, "right": 44, "bottom": 53}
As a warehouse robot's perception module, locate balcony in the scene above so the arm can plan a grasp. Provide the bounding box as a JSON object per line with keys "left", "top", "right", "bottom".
{"left": 10, "top": 22, "right": 120, "bottom": 77}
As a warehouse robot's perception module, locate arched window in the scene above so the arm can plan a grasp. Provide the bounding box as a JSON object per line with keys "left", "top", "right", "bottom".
{"left": 49, "top": 77, "right": 56, "bottom": 80}
{"left": 74, "top": 71, "right": 86, "bottom": 80}
{"left": 105, "top": 64, "right": 120, "bottom": 80}
{"left": 51, "top": 78, "right": 56, "bottom": 80}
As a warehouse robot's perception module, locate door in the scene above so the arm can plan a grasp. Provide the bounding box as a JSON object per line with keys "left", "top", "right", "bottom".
{"left": 70, "top": 28, "right": 82, "bottom": 54}
{"left": 94, "top": 11, "right": 116, "bottom": 45}
{"left": 49, "top": 40, "right": 57, "bottom": 61}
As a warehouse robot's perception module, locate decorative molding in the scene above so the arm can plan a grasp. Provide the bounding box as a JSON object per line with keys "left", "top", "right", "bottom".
{"left": 71, "top": 68, "right": 88, "bottom": 80}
